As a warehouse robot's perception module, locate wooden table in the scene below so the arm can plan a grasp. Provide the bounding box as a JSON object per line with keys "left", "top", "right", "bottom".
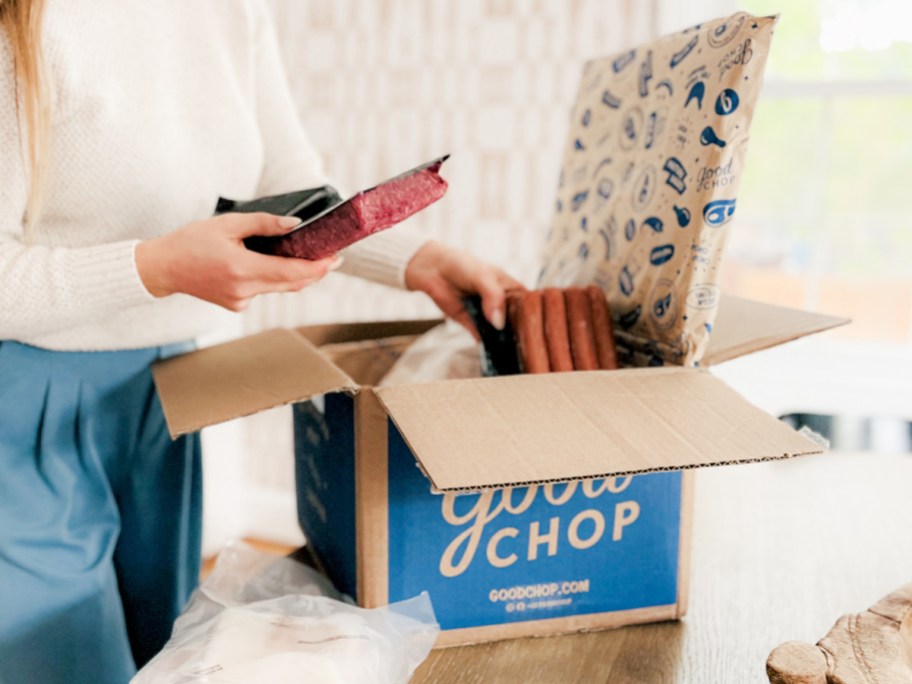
{"left": 411, "top": 451, "right": 912, "bottom": 683}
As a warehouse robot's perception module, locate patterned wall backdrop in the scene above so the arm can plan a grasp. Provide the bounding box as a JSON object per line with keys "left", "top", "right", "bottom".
{"left": 247, "top": 0, "right": 660, "bottom": 333}
{"left": 215, "top": 0, "right": 737, "bottom": 546}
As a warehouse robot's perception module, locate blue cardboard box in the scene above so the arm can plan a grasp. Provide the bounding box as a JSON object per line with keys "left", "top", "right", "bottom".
{"left": 294, "top": 392, "right": 691, "bottom": 645}
{"left": 152, "top": 296, "right": 845, "bottom": 646}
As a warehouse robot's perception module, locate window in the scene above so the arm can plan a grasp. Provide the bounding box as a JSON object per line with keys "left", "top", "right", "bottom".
{"left": 726, "top": 0, "right": 912, "bottom": 346}
{"left": 711, "top": 1, "right": 912, "bottom": 451}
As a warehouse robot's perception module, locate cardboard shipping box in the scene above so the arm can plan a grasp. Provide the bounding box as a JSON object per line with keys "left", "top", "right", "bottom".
{"left": 153, "top": 12, "right": 844, "bottom": 647}
{"left": 153, "top": 295, "right": 847, "bottom": 646}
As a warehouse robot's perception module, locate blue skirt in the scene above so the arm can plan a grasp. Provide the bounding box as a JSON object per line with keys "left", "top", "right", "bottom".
{"left": 0, "top": 341, "right": 202, "bottom": 683}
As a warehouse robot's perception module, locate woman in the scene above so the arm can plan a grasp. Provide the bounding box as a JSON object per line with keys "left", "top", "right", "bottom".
{"left": 0, "top": 1, "right": 517, "bottom": 681}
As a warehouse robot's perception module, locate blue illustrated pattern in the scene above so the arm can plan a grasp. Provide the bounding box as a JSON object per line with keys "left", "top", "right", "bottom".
{"left": 538, "top": 12, "right": 778, "bottom": 367}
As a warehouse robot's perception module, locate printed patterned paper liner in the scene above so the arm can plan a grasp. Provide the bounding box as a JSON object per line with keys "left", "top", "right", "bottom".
{"left": 539, "top": 12, "right": 777, "bottom": 367}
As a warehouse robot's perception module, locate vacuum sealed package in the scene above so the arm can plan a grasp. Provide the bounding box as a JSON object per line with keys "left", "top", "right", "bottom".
{"left": 132, "top": 542, "right": 439, "bottom": 684}
{"left": 539, "top": 12, "right": 777, "bottom": 366}
{"left": 462, "top": 289, "right": 619, "bottom": 376}
{"left": 218, "top": 156, "right": 449, "bottom": 260}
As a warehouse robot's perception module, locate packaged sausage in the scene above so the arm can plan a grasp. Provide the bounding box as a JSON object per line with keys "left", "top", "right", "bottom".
{"left": 542, "top": 288, "right": 574, "bottom": 372}
{"left": 461, "top": 289, "right": 618, "bottom": 377}
{"left": 586, "top": 285, "right": 619, "bottom": 370}
{"left": 508, "top": 291, "right": 551, "bottom": 374}
{"left": 564, "top": 287, "right": 599, "bottom": 371}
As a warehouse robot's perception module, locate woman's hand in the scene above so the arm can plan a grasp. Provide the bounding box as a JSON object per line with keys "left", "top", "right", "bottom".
{"left": 404, "top": 240, "right": 524, "bottom": 339}
{"left": 136, "top": 213, "right": 341, "bottom": 312}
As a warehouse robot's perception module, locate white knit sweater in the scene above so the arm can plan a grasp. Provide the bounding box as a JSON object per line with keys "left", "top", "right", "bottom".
{"left": 0, "top": 0, "right": 427, "bottom": 351}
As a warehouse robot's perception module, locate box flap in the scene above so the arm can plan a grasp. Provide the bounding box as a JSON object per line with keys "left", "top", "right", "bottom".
{"left": 702, "top": 295, "right": 849, "bottom": 366}
{"left": 153, "top": 329, "right": 357, "bottom": 438}
{"left": 320, "top": 335, "right": 418, "bottom": 387}
{"left": 296, "top": 318, "right": 442, "bottom": 347}
{"left": 374, "top": 367, "right": 823, "bottom": 492}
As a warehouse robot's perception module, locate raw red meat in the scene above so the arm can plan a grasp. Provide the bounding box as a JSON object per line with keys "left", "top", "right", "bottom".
{"left": 247, "top": 156, "right": 449, "bottom": 260}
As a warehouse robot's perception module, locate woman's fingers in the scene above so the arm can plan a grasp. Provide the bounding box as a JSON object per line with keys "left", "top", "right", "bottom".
{"left": 404, "top": 241, "right": 528, "bottom": 334}
{"left": 413, "top": 275, "right": 476, "bottom": 339}
{"left": 475, "top": 267, "right": 526, "bottom": 331}
{"left": 223, "top": 212, "right": 342, "bottom": 285}
{"left": 224, "top": 257, "right": 341, "bottom": 303}
{"left": 475, "top": 269, "right": 509, "bottom": 330}
{"left": 242, "top": 252, "right": 341, "bottom": 284}
{"left": 136, "top": 213, "right": 343, "bottom": 312}
{"left": 219, "top": 212, "right": 302, "bottom": 239}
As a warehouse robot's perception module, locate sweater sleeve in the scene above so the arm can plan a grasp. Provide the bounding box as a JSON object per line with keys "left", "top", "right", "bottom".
{"left": 250, "top": 2, "right": 427, "bottom": 290}
{"left": 0, "top": 45, "right": 153, "bottom": 343}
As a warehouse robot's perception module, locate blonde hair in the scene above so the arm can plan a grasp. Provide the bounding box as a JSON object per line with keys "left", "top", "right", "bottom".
{"left": 1, "top": 0, "right": 49, "bottom": 230}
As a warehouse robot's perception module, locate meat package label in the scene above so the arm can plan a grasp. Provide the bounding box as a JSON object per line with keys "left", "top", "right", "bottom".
{"left": 539, "top": 12, "right": 776, "bottom": 367}
{"left": 386, "top": 428, "right": 683, "bottom": 630}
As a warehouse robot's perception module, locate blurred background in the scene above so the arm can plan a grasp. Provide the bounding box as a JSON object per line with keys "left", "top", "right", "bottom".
{"left": 200, "top": 0, "right": 912, "bottom": 555}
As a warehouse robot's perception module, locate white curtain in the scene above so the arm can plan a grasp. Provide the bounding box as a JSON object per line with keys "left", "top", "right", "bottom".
{"left": 201, "top": 0, "right": 735, "bottom": 553}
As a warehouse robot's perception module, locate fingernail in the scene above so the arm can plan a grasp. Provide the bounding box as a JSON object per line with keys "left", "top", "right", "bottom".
{"left": 328, "top": 256, "right": 344, "bottom": 271}
{"left": 279, "top": 216, "right": 302, "bottom": 229}
{"left": 490, "top": 308, "right": 505, "bottom": 331}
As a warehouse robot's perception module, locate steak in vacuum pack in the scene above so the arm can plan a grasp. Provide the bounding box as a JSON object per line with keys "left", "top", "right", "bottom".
{"left": 216, "top": 156, "right": 450, "bottom": 260}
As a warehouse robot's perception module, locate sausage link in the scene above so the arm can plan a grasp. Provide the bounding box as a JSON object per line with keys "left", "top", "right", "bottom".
{"left": 542, "top": 288, "right": 574, "bottom": 372}
{"left": 586, "top": 285, "right": 619, "bottom": 370}
{"left": 564, "top": 287, "right": 598, "bottom": 371}
{"left": 510, "top": 290, "right": 550, "bottom": 374}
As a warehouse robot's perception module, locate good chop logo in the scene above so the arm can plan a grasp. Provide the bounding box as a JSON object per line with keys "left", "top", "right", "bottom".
{"left": 696, "top": 158, "right": 735, "bottom": 192}
{"left": 718, "top": 37, "right": 753, "bottom": 80}
{"left": 438, "top": 478, "right": 640, "bottom": 578}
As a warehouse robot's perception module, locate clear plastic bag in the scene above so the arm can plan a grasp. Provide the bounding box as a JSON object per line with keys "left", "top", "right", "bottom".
{"left": 378, "top": 320, "right": 481, "bottom": 387}
{"left": 132, "top": 542, "right": 439, "bottom": 684}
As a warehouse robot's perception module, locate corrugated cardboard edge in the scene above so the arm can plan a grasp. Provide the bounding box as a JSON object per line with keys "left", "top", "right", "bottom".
{"left": 702, "top": 296, "right": 850, "bottom": 367}
{"left": 433, "top": 604, "right": 679, "bottom": 648}
{"left": 376, "top": 368, "right": 827, "bottom": 493}
{"left": 355, "top": 390, "right": 389, "bottom": 607}
{"left": 416, "top": 451, "right": 824, "bottom": 495}
{"left": 676, "top": 470, "right": 696, "bottom": 618}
